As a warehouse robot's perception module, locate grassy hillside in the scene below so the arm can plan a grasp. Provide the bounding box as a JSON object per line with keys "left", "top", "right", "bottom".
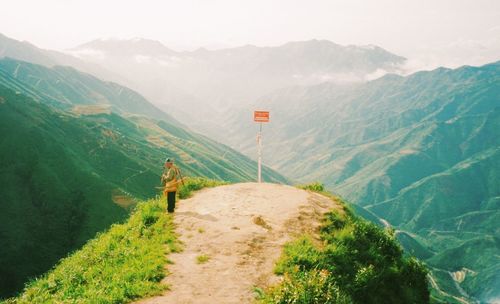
{"left": 3, "top": 178, "right": 224, "bottom": 303}
{"left": 0, "top": 75, "right": 286, "bottom": 298}
{"left": 0, "top": 57, "right": 177, "bottom": 123}
{"left": 0, "top": 33, "right": 124, "bottom": 85}
{"left": 4, "top": 198, "right": 177, "bottom": 304}
{"left": 0, "top": 58, "right": 287, "bottom": 184}
{"left": 259, "top": 184, "right": 429, "bottom": 304}
{"left": 222, "top": 61, "right": 500, "bottom": 302}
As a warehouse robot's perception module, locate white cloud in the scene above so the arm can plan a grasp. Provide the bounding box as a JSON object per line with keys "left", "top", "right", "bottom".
{"left": 157, "top": 57, "right": 182, "bottom": 68}
{"left": 134, "top": 55, "right": 152, "bottom": 64}
{"left": 66, "top": 48, "right": 106, "bottom": 60}
{"left": 364, "top": 69, "right": 389, "bottom": 81}
{"left": 399, "top": 36, "right": 500, "bottom": 73}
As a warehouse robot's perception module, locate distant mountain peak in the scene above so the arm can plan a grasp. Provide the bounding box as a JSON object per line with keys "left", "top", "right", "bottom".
{"left": 278, "top": 40, "right": 404, "bottom": 60}
{"left": 80, "top": 37, "right": 165, "bottom": 45}
{"left": 73, "top": 37, "right": 176, "bottom": 56}
{"left": 358, "top": 44, "right": 378, "bottom": 50}
{"left": 281, "top": 39, "right": 341, "bottom": 48}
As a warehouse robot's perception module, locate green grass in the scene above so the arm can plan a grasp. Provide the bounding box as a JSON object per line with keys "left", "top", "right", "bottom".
{"left": 4, "top": 177, "right": 227, "bottom": 303}
{"left": 259, "top": 182, "right": 430, "bottom": 304}
{"left": 297, "top": 181, "right": 325, "bottom": 192}
{"left": 177, "top": 177, "right": 228, "bottom": 199}
{"left": 4, "top": 198, "right": 177, "bottom": 304}
{"left": 196, "top": 255, "right": 210, "bottom": 264}
{"left": 273, "top": 236, "right": 323, "bottom": 276}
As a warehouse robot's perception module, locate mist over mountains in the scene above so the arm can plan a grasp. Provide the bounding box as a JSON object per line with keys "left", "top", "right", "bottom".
{"left": 0, "top": 33, "right": 125, "bottom": 85}
{"left": 67, "top": 38, "right": 406, "bottom": 134}
{"left": 1, "top": 33, "right": 407, "bottom": 135}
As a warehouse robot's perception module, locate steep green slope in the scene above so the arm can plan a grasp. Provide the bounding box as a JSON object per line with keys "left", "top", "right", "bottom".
{"left": 0, "top": 87, "right": 131, "bottom": 297}
{"left": 0, "top": 58, "right": 286, "bottom": 184}
{"left": 6, "top": 197, "right": 178, "bottom": 304}
{"left": 4, "top": 179, "right": 223, "bottom": 303}
{"left": 369, "top": 147, "right": 500, "bottom": 230}
{"left": 222, "top": 61, "right": 500, "bottom": 302}
{"left": 0, "top": 57, "right": 176, "bottom": 123}
{"left": 261, "top": 184, "right": 429, "bottom": 304}
{"left": 0, "top": 77, "right": 286, "bottom": 298}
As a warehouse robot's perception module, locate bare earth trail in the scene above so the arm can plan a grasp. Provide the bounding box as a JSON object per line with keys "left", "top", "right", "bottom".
{"left": 136, "top": 183, "right": 342, "bottom": 304}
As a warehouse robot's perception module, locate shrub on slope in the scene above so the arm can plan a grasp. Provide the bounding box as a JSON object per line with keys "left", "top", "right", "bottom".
{"left": 260, "top": 184, "right": 429, "bottom": 304}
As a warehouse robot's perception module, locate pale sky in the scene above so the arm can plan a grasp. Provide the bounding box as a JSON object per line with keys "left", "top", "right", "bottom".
{"left": 2, "top": 0, "right": 500, "bottom": 69}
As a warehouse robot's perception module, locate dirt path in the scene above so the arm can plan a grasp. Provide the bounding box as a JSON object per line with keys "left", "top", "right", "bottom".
{"left": 136, "top": 182, "right": 341, "bottom": 304}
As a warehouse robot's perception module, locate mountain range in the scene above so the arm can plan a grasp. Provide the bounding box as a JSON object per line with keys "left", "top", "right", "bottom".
{"left": 220, "top": 62, "right": 500, "bottom": 303}
{"left": 1, "top": 33, "right": 407, "bottom": 138}
{"left": 0, "top": 33, "right": 124, "bottom": 84}
{"left": 1, "top": 32, "right": 499, "bottom": 303}
{"left": 67, "top": 38, "right": 406, "bottom": 135}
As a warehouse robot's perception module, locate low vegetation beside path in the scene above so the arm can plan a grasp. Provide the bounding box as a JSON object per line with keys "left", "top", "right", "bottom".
{"left": 5, "top": 180, "right": 429, "bottom": 303}
{"left": 5, "top": 177, "right": 225, "bottom": 304}
{"left": 177, "top": 177, "right": 228, "bottom": 199}
{"left": 258, "top": 182, "right": 430, "bottom": 304}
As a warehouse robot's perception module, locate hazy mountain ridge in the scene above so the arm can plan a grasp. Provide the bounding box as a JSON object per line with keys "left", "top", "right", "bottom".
{"left": 68, "top": 37, "right": 406, "bottom": 136}
{"left": 0, "top": 32, "right": 408, "bottom": 140}
{"left": 72, "top": 38, "right": 405, "bottom": 75}
{"left": 0, "top": 57, "right": 179, "bottom": 123}
{"left": 75, "top": 38, "right": 178, "bottom": 57}
{"left": 0, "top": 33, "right": 126, "bottom": 85}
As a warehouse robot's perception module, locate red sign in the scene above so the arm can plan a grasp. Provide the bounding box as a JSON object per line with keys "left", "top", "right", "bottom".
{"left": 254, "top": 111, "right": 270, "bottom": 123}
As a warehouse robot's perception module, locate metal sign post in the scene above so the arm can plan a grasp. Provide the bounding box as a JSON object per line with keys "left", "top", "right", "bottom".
{"left": 254, "top": 111, "right": 269, "bottom": 183}
{"left": 257, "top": 122, "right": 262, "bottom": 183}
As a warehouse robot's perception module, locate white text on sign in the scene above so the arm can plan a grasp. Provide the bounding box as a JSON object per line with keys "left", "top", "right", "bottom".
{"left": 254, "top": 111, "right": 270, "bottom": 123}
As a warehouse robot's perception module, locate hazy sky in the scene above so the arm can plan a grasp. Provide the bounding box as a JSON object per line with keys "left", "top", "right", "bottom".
{"left": 2, "top": 0, "right": 500, "bottom": 69}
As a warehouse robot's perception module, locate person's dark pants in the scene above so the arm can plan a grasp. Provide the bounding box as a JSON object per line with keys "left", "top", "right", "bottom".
{"left": 167, "top": 191, "right": 176, "bottom": 213}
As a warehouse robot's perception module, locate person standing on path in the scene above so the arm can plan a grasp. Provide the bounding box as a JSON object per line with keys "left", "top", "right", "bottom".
{"left": 161, "top": 158, "right": 182, "bottom": 213}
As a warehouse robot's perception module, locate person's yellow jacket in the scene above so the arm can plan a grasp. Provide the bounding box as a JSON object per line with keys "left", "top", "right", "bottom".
{"left": 161, "top": 165, "right": 182, "bottom": 193}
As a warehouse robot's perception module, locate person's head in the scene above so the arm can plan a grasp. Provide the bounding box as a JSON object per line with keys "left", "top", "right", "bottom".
{"left": 164, "top": 158, "right": 173, "bottom": 168}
